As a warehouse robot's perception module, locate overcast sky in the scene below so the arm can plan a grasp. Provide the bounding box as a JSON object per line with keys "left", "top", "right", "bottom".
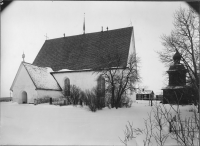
{"left": 1, "top": 1, "right": 190, "bottom": 97}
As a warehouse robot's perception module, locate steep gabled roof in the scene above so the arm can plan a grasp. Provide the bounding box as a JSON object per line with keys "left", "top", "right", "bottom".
{"left": 33, "top": 27, "right": 133, "bottom": 71}
{"left": 22, "top": 62, "right": 62, "bottom": 91}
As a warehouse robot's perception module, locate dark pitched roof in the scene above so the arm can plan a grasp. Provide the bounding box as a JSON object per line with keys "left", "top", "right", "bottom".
{"left": 33, "top": 27, "right": 133, "bottom": 71}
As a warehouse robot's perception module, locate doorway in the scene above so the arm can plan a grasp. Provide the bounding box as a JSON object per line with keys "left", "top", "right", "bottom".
{"left": 22, "top": 91, "right": 27, "bottom": 104}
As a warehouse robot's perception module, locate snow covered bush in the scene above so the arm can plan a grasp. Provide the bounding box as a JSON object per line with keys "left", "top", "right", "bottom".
{"left": 85, "top": 88, "right": 98, "bottom": 112}
{"left": 79, "top": 91, "right": 87, "bottom": 106}
{"left": 0, "top": 97, "right": 12, "bottom": 102}
{"left": 52, "top": 97, "right": 66, "bottom": 106}
{"left": 121, "top": 103, "right": 199, "bottom": 146}
{"left": 63, "top": 85, "right": 82, "bottom": 106}
{"left": 69, "top": 85, "right": 81, "bottom": 105}
{"left": 168, "top": 105, "right": 199, "bottom": 146}
{"left": 119, "top": 121, "right": 136, "bottom": 146}
{"left": 35, "top": 96, "right": 51, "bottom": 104}
{"left": 84, "top": 87, "right": 105, "bottom": 112}
{"left": 120, "top": 95, "right": 133, "bottom": 108}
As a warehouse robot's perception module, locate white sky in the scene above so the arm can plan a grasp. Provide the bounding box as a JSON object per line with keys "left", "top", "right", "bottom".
{"left": 1, "top": 1, "right": 190, "bottom": 97}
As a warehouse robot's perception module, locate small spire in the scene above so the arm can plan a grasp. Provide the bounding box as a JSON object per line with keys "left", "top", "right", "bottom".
{"left": 64, "top": 33, "right": 65, "bottom": 37}
{"left": 129, "top": 20, "right": 133, "bottom": 26}
{"left": 101, "top": 26, "right": 103, "bottom": 32}
{"left": 106, "top": 27, "right": 108, "bottom": 31}
{"left": 44, "top": 33, "right": 48, "bottom": 40}
{"left": 173, "top": 49, "right": 182, "bottom": 64}
{"left": 22, "top": 51, "right": 25, "bottom": 62}
{"left": 83, "top": 13, "right": 85, "bottom": 34}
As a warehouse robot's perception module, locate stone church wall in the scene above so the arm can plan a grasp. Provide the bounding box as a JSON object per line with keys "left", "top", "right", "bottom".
{"left": 36, "top": 90, "right": 63, "bottom": 99}
{"left": 52, "top": 70, "right": 136, "bottom": 102}
{"left": 52, "top": 71, "right": 99, "bottom": 92}
{"left": 12, "top": 65, "right": 37, "bottom": 104}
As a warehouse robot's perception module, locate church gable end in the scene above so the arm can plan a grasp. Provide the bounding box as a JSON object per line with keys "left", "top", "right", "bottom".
{"left": 10, "top": 63, "right": 35, "bottom": 92}
{"left": 10, "top": 62, "right": 37, "bottom": 103}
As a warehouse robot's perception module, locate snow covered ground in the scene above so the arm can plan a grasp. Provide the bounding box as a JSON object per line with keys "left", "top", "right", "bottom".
{"left": 0, "top": 101, "right": 198, "bottom": 145}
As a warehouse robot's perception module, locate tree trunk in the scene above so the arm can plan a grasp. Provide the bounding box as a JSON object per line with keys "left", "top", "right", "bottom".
{"left": 111, "top": 86, "right": 115, "bottom": 108}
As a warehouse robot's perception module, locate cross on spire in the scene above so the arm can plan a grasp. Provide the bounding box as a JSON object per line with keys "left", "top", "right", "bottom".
{"left": 22, "top": 51, "right": 25, "bottom": 62}
{"left": 83, "top": 13, "right": 85, "bottom": 34}
{"left": 44, "top": 33, "right": 49, "bottom": 40}
{"left": 129, "top": 20, "right": 133, "bottom": 26}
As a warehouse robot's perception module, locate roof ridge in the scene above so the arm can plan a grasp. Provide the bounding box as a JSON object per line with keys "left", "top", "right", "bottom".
{"left": 23, "top": 62, "right": 51, "bottom": 69}
{"left": 46, "top": 26, "right": 133, "bottom": 41}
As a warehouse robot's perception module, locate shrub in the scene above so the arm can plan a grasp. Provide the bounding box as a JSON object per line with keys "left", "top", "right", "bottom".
{"left": 96, "top": 89, "right": 106, "bottom": 109}
{"left": 35, "top": 96, "right": 51, "bottom": 104}
{"left": 85, "top": 89, "right": 97, "bottom": 112}
{"left": 84, "top": 87, "right": 106, "bottom": 112}
{"left": 120, "top": 95, "right": 133, "bottom": 108}
{"left": 0, "top": 97, "right": 12, "bottom": 102}
{"left": 65, "top": 85, "right": 82, "bottom": 106}
{"left": 79, "top": 91, "right": 87, "bottom": 106}
{"left": 64, "top": 84, "right": 106, "bottom": 111}
{"left": 52, "top": 97, "right": 65, "bottom": 106}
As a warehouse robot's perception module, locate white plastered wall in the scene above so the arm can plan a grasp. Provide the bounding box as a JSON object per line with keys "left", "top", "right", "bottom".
{"left": 36, "top": 90, "right": 63, "bottom": 99}
{"left": 53, "top": 70, "right": 136, "bottom": 102}
{"left": 12, "top": 65, "right": 37, "bottom": 104}
{"left": 127, "top": 28, "right": 136, "bottom": 102}
{"left": 128, "top": 27, "right": 136, "bottom": 59}
{"left": 52, "top": 71, "right": 100, "bottom": 92}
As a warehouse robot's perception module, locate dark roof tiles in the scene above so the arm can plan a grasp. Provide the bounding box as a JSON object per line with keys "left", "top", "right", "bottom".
{"left": 33, "top": 27, "right": 133, "bottom": 71}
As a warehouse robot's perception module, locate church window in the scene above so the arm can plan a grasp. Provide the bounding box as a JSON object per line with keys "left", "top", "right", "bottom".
{"left": 97, "top": 75, "right": 105, "bottom": 97}
{"left": 64, "top": 78, "right": 70, "bottom": 96}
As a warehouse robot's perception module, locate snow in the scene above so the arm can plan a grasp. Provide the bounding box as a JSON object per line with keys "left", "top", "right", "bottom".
{"left": 57, "top": 69, "right": 74, "bottom": 72}
{"left": 56, "top": 68, "right": 92, "bottom": 72}
{"left": 0, "top": 101, "right": 198, "bottom": 145}
{"left": 164, "top": 85, "right": 190, "bottom": 89}
{"left": 23, "top": 63, "right": 61, "bottom": 90}
{"left": 137, "top": 89, "right": 153, "bottom": 94}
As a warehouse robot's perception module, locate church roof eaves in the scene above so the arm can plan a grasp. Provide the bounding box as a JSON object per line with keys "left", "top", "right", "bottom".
{"left": 51, "top": 67, "right": 128, "bottom": 74}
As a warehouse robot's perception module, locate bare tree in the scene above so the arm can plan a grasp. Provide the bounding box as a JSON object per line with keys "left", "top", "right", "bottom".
{"left": 94, "top": 52, "right": 140, "bottom": 109}
{"left": 152, "top": 104, "right": 170, "bottom": 146}
{"left": 119, "top": 121, "right": 136, "bottom": 146}
{"left": 121, "top": 103, "right": 199, "bottom": 146}
{"left": 158, "top": 7, "right": 199, "bottom": 106}
{"left": 160, "top": 103, "right": 199, "bottom": 146}
{"left": 139, "top": 112, "right": 154, "bottom": 146}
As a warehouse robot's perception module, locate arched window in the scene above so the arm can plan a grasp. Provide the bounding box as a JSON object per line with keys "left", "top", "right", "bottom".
{"left": 97, "top": 75, "right": 105, "bottom": 97}
{"left": 64, "top": 78, "right": 70, "bottom": 96}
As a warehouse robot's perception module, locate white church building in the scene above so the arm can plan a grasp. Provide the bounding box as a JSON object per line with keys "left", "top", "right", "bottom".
{"left": 10, "top": 26, "right": 137, "bottom": 104}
